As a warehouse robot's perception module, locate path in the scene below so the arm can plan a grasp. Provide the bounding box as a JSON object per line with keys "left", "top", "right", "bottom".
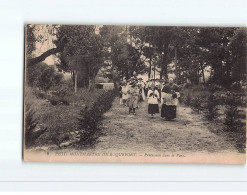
{"left": 91, "top": 98, "right": 238, "bottom": 154}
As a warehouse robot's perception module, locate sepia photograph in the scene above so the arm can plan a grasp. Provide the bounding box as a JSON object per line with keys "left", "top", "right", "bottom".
{"left": 23, "top": 24, "right": 246, "bottom": 164}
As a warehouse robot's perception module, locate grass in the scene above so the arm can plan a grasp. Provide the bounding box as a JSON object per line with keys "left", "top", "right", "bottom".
{"left": 180, "top": 84, "right": 246, "bottom": 153}
{"left": 27, "top": 86, "right": 108, "bottom": 147}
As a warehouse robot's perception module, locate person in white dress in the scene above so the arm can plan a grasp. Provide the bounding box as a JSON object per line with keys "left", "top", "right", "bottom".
{"left": 121, "top": 82, "right": 129, "bottom": 106}
{"left": 147, "top": 85, "right": 160, "bottom": 118}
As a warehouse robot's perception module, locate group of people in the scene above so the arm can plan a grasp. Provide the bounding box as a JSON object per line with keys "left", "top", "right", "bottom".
{"left": 119, "top": 77, "right": 180, "bottom": 120}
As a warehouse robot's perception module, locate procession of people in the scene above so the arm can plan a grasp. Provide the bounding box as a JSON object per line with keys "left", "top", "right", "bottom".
{"left": 119, "top": 76, "right": 180, "bottom": 120}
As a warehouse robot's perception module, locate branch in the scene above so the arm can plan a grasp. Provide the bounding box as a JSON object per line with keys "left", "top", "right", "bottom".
{"left": 27, "top": 47, "right": 62, "bottom": 67}
{"left": 26, "top": 36, "right": 68, "bottom": 67}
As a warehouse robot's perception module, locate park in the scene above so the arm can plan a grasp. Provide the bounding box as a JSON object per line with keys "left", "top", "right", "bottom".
{"left": 24, "top": 25, "right": 246, "bottom": 158}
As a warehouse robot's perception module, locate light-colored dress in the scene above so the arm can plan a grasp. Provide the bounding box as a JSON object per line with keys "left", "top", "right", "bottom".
{"left": 127, "top": 86, "right": 139, "bottom": 108}
{"left": 121, "top": 86, "right": 129, "bottom": 100}
{"left": 161, "top": 92, "right": 178, "bottom": 106}
{"left": 147, "top": 90, "right": 160, "bottom": 104}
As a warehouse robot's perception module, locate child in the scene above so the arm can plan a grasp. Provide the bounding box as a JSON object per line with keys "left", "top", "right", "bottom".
{"left": 147, "top": 85, "right": 160, "bottom": 118}
{"left": 121, "top": 82, "right": 129, "bottom": 106}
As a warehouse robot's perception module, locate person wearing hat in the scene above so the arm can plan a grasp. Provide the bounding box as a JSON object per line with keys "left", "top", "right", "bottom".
{"left": 137, "top": 78, "right": 146, "bottom": 106}
{"left": 147, "top": 84, "right": 160, "bottom": 118}
{"left": 127, "top": 81, "right": 139, "bottom": 115}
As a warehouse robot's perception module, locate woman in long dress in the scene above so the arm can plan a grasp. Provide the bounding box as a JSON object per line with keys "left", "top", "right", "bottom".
{"left": 127, "top": 81, "right": 139, "bottom": 115}
{"left": 161, "top": 79, "right": 178, "bottom": 120}
{"left": 121, "top": 82, "right": 129, "bottom": 106}
{"left": 147, "top": 85, "right": 160, "bottom": 118}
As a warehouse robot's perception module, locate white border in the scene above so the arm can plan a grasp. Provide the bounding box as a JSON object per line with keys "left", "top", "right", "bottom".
{"left": 0, "top": 0, "right": 246, "bottom": 192}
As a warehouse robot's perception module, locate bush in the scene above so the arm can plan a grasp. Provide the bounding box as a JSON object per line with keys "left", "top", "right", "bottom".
{"left": 230, "top": 81, "right": 242, "bottom": 92}
{"left": 32, "top": 88, "right": 47, "bottom": 99}
{"left": 183, "top": 83, "right": 192, "bottom": 89}
{"left": 204, "top": 94, "right": 219, "bottom": 120}
{"left": 224, "top": 94, "right": 242, "bottom": 132}
{"left": 191, "top": 95, "right": 204, "bottom": 113}
{"left": 27, "top": 62, "right": 64, "bottom": 91}
{"left": 24, "top": 88, "right": 46, "bottom": 148}
{"left": 208, "top": 84, "right": 223, "bottom": 93}
{"left": 183, "top": 93, "right": 192, "bottom": 106}
{"left": 77, "top": 90, "right": 116, "bottom": 147}
{"left": 181, "top": 84, "right": 210, "bottom": 103}
{"left": 48, "top": 96, "right": 70, "bottom": 106}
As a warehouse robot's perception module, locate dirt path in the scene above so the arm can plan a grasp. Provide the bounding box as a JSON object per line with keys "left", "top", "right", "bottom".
{"left": 90, "top": 98, "right": 238, "bottom": 154}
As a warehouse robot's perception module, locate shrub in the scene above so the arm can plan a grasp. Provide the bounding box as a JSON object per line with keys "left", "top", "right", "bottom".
{"left": 50, "top": 131, "right": 70, "bottom": 148}
{"left": 48, "top": 96, "right": 70, "bottom": 106}
{"left": 204, "top": 94, "right": 219, "bottom": 120}
{"left": 77, "top": 90, "right": 116, "bottom": 147}
{"left": 191, "top": 95, "right": 204, "bottom": 113}
{"left": 224, "top": 94, "right": 242, "bottom": 132}
{"left": 183, "top": 83, "right": 192, "bottom": 89}
{"left": 24, "top": 88, "right": 46, "bottom": 148}
{"left": 32, "top": 88, "right": 47, "bottom": 99}
{"left": 27, "top": 62, "right": 64, "bottom": 91}
{"left": 183, "top": 93, "right": 192, "bottom": 106}
{"left": 208, "top": 84, "right": 223, "bottom": 93}
{"left": 230, "top": 81, "right": 242, "bottom": 92}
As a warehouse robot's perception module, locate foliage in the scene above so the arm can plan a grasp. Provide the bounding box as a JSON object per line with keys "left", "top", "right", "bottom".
{"left": 55, "top": 25, "right": 106, "bottom": 89}
{"left": 224, "top": 94, "right": 243, "bottom": 132}
{"left": 181, "top": 84, "right": 210, "bottom": 106}
{"left": 183, "top": 93, "right": 192, "bottom": 106}
{"left": 48, "top": 95, "right": 70, "bottom": 106}
{"left": 204, "top": 94, "right": 219, "bottom": 120}
{"left": 229, "top": 28, "right": 247, "bottom": 82}
{"left": 25, "top": 24, "right": 36, "bottom": 58}
{"left": 27, "top": 62, "right": 64, "bottom": 91}
{"left": 77, "top": 90, "right": 116, "bottom": 147}
{"left": 190, "top": 95, "right": 204, "bottom": 113}
{"left": 24, "top": 88, "right": 46, "bottom": 148}
{"left": 99, "top": 26, "right": 145, "bottom": 84}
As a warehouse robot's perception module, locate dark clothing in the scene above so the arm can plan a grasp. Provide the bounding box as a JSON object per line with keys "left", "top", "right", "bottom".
{"left": 119, "top": 86, "right": 122, "bottom": 98}
{"left": 161, "top": 104, "right": 176, "bottom": 120}
{"left": 148, "top": 104, "right": 159, "bottom": 114}
{"left": 162, "top": 84, "right": 173, "bottom": 93}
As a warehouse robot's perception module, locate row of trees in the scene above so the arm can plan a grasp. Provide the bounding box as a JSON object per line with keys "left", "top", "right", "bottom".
{"left": 26, "top": 25, "right": 246, "bottom": 91}
{"left": 129, "top": 26, "right": 246, "bottom": 86}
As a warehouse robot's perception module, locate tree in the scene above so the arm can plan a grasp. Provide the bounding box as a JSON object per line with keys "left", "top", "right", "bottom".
{"left": 99, "top": 26, "right": 144, "bottom": 87}
{"left": 55, "top": 25, "right": 106, "bottom": 90}
{"left": 25, "top": 24, "right": 68, "bottom": 67}
{"left": 194, "top": 27, "right": 236, "bottom": 87}
{"left": 26, "top": 24, "right": 36, "bottom": 58}
{"left": 27, "top": 62, "right": 63, "bottom": 91}
{"left": 229, "top": 28, "right": 247, "bottom": 82}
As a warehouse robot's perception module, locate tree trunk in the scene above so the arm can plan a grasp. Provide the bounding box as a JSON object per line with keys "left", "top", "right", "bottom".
{"left": 89, "top": 71, "right": 96, "bottom": 91}
{"left": 161, "top": 45, "right": 168, "bottom": 80}
{"left": 209, "top": 68, "right": 213, "bottom": 79}
{"left": 74, "top": 71, "right": 78, "bottom": 93}
{"left": 200, "top": 64, "right": 205, "bottom": 84}
{"left": 71, "top": 71, "right": 75, "bottom": 83}
{"left": 125, "top": 68, "right": 129, "bottom": 80}
{"left": 148, "top": 57, "right": 152, "bottom": 79}
{"left": 174, "top": 47, "right": 178, "bottom": 84}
